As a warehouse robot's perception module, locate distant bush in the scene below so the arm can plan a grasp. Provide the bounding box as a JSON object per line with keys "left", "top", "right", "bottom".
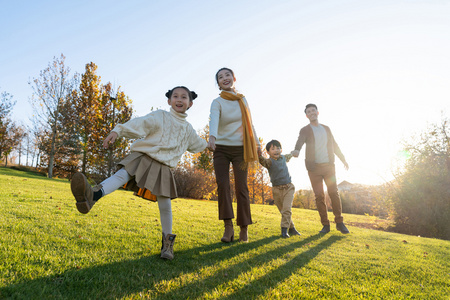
{"left": 391, "top": 118, "right": 450, "bottom": 240}
{"left": 340, "top": 184, "right": 393, "bottom": 218}
{"left": 9, "top": 165, "right": 47, "bottom": 177}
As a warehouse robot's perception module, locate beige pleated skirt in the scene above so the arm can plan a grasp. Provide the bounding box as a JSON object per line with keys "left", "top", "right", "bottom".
{"left": 118, "top": 152, "right": 177, "bottom": 201}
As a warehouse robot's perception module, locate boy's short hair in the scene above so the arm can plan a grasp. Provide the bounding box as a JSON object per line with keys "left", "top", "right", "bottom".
{"left": 266, "top": 140, "right": 282, "bottom": 152}
{"left": 304, "top": 103, "right": 317, "bottom": 114}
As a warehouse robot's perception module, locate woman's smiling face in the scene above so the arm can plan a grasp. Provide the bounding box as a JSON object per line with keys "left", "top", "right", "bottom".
{"left": 217, "top": 69, "right": 235, "bottom": 91}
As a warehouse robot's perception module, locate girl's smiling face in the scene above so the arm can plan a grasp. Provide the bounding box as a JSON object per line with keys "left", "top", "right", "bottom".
{"left": 168, "top": 87, "right": 192, "bottom": 113}
{"left": 217, "top": 69, "right": 236, "bottom": 91}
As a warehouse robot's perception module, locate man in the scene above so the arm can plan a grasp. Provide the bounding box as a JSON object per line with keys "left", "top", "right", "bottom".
{"left": 292, "top": 104, "right": 350, "bottom": 234}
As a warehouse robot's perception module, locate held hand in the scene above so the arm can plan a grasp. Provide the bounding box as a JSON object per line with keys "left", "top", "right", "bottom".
{"left": 103, "top": 132, "right": 118, "bottom": 149}
{"left": 291, "top": 150, "right": 300, "bottom": 157}
{"left": 207, "top": 136, "right": 216, "bottom": 151}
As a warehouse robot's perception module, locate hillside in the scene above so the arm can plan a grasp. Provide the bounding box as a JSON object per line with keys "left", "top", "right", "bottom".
{"left": 1, "top": 167, "right": 449, "bottom": 299}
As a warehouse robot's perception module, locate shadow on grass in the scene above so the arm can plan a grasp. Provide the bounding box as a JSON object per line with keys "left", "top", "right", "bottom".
{"left": 221, "top": 235, "right": 344, "bottom": 299}
{"left": 0, "top": 234, "right": 343, "bottom": 299}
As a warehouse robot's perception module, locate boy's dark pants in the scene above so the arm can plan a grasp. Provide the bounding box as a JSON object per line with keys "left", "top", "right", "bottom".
{"left": 213, "top": 145, "right": 252, "bottom": 226}
{"left": 308, "top": 163, "right": 344, "bottom": 226}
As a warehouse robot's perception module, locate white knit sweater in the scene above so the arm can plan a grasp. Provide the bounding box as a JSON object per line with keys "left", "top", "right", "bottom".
{"left": 112, "top": 108, "right": 207, "bottom": 168}
{"left": 209, "top": 93, "right": 259, "bottom": 146}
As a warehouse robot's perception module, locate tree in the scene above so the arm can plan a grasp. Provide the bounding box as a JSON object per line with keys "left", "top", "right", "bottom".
{"left": 391, "top": 117, "right": 450, "bottom": 240}
{"left": 293, "top": 189, "right": 316, "bottom": 209}
{"left": 73, "top": 62, "right": 103, "bottom": 174}
{"left": 29, "top": 54, "right": 79, "bottom": 178}
{"left": 87, "top": 83, "right": 133, "bottom": 183}
{"left": 0, "top": 89, "right": 16, "bottom": 162}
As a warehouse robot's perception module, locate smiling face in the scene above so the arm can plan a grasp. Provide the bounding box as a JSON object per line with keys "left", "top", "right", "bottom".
{"left": 268, "top": 144, "right": 282, "bottom": 160}
{"left": 167, "top": 87, "right": 192, "bottom": 113}
{"left": 216, "top": 69, "right": 236, "bottom": 91}
{"left": 305, "top": 106, "right": 319, "bottom": 123}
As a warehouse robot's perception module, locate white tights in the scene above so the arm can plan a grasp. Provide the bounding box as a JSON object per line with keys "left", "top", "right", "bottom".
{"left": 100, "top": 168, "right": 173, "bottom": 234}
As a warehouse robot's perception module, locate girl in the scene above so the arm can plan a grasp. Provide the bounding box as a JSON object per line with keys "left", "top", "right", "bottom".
{"left": 207, "top": 68, "right": 261, "bottom": 243}
{"left": 71, "top": 86, "right": 207, "bottom": 260}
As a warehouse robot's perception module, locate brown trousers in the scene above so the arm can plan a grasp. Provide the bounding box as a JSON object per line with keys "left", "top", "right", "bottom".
{"left": 213, "top": 145, "right": 252, "bottom": 226}
{"left": 308, "top": 163, "right": 344, "bottom": 226}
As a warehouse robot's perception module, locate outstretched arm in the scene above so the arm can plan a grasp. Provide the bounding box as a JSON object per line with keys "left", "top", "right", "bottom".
{"left": 293, "top": 127, "right": 307, "bottom": 157}
{"left": 331, "top": 133, "right": 349, "bottom": 170}
{"left": 259, "top": 155, "right": 271, "bottom": 169}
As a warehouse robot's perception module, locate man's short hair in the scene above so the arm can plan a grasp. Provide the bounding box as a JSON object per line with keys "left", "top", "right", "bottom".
{"left": 266, "top": 140, "right": 282, "bottom": 152}
{"left": 304, "top": 103, "right": 318, "bottom": 114}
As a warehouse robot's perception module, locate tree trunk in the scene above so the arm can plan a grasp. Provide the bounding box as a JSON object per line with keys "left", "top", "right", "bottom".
{"left": 82, "top": 147, "right": 87, "bottom": 174}
{"left": 48, "top": 119, "right": 58, "bottom": 178}
{"left": 18, "top": 143, "right": 21, "bottom": 166}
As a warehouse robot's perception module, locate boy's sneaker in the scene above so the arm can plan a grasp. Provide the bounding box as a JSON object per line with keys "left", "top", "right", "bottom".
{"left": 336, "top": 222, "right": 350, "bottom": 234}
{"left": 288, "top": 227, "right": 301, "bottom": 236}
{"left": 71, "top": 172, "right": 95, "bottom": 214}
{"left": 319, "top": 225, "right": 330, "bottom": 233}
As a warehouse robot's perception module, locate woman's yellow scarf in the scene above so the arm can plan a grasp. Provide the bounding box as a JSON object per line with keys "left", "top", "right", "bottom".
{"left": 220, "top": 91, "right": 258, "bottom": 164}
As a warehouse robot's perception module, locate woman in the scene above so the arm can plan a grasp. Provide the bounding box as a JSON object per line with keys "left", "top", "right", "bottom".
{"left": 208, "top": 67, "right": 260, "bottom": 242}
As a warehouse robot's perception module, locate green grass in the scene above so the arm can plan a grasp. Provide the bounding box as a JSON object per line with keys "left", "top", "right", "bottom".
{"left": 1, "top": 166, "right": 449, "bottom": 299}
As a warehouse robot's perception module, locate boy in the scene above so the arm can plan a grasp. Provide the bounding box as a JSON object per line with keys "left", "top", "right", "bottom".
{"left": 259, "top": 140, "right": 300, "bottom": 238}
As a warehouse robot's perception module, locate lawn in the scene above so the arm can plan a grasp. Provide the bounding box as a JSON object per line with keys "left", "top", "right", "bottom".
{"left": 1, "top": 167, "right": 449, "bottom": 299}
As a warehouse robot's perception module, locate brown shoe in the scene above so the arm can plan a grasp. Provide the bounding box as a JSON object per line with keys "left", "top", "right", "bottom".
{"left": 239, "top": 225, "right": 248, "bottom": 242}
{"left": 221, "top": 219, "right": 234, "bottom": 243}
{"left": 161, "top": 232, "right": 176, "bottom": 260}
{"left": 71, "top": 172, "right": 95, "bottom": 214}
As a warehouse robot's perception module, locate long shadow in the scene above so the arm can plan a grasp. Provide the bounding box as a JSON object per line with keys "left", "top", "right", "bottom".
{"left": 1, "top": 235, "right": 281, "bottom": 299}
{"left": 154, "top": 234, "right": 335, "bottom": 299}
{"left": 1, "top": 234, "right": 342, "bottom": 299}
{"left": 222, "top": 235, "right": 344, "bottom": 299}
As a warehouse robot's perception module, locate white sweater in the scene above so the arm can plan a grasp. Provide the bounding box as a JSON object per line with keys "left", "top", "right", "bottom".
{"left": 112, "top": 108, "right": 207, "bottom": 168}
{"left": 209, "top": 94, "right": 259, "bottom": 146}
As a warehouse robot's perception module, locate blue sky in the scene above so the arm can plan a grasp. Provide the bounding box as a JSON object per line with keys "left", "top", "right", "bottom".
{"left": 1, "top": 0, "right": 450, "bottom": 188}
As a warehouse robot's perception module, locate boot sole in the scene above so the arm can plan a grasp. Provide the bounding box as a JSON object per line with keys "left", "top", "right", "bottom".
{"left": 71, "top": 173, "right": 91, "bottom": 214}
{"left": 160, "top": 253, "right": 174, "bottom": 260}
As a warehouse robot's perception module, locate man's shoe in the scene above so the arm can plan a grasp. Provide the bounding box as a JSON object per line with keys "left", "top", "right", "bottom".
{"left": 288, "top": 227, "right": 301, "bottom": 236}
{"left": 319, "top": 225, "right": 330, "bottom": 233}
{"left": 281, "top": 227, "right": 290, "bottom": 238}
{"left": 336, "top": 223, "right": 350, "bottom": 234}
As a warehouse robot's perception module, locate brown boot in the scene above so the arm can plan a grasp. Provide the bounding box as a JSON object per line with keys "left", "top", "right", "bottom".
{"left": 221, "top": 219, "right": 234, "bottom": 243}
{"left": 161, "top": 232, "right": 176, "bottom": 260}
{"left": 239, "top": 225, "right": 248, "bottom": 242}
{"left": 71, "top": 172, "right": 95, "bottom": 214}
